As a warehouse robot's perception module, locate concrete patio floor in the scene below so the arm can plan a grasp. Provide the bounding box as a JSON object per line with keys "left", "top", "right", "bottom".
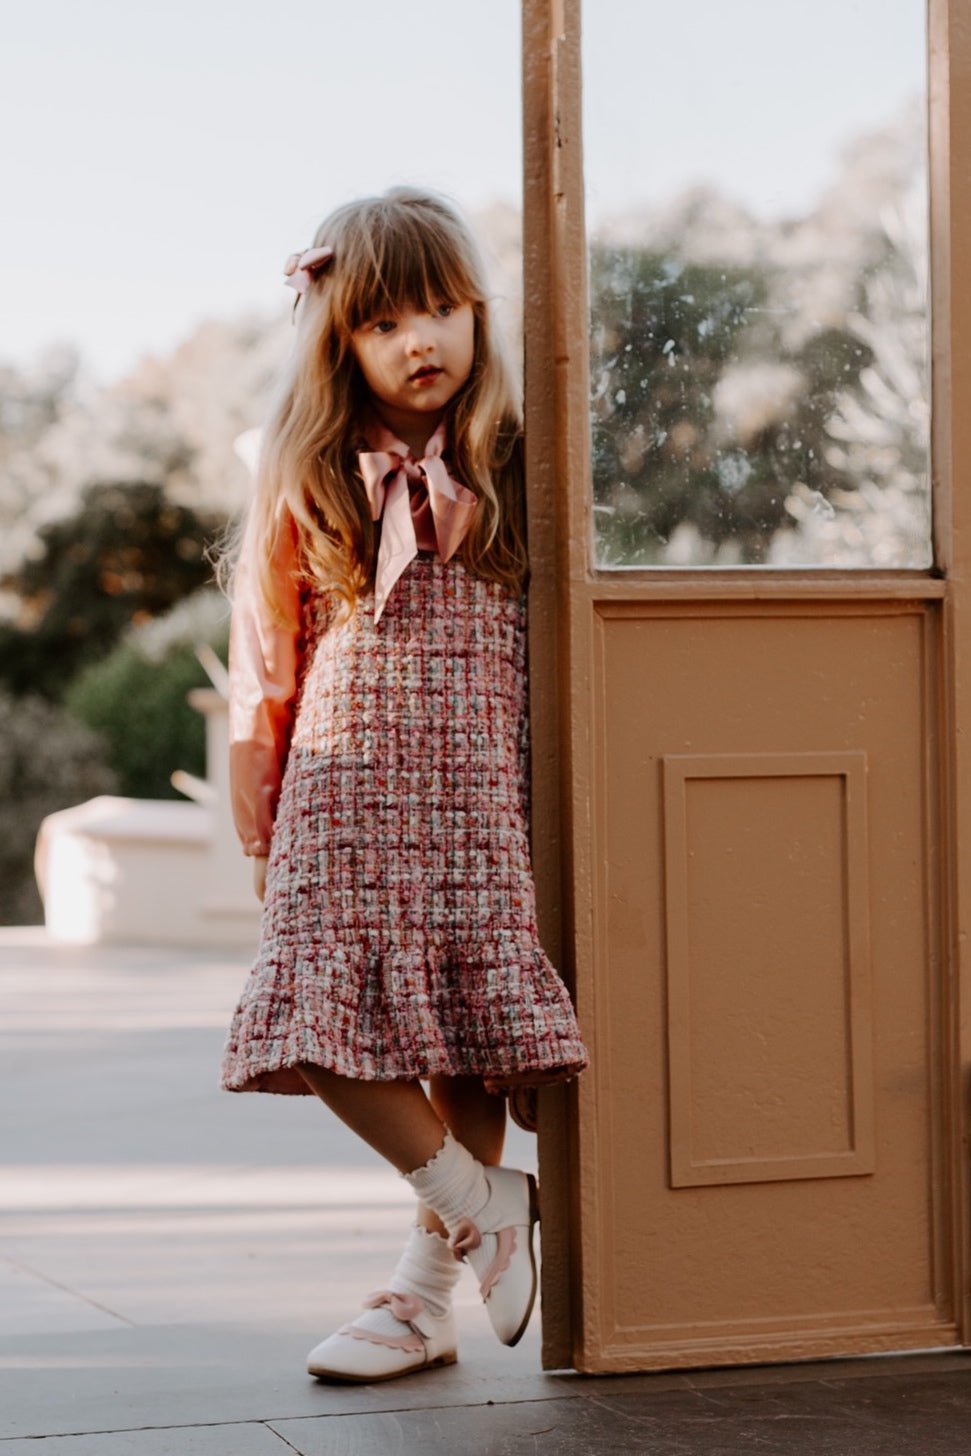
{"left": 2, "top": 925, "right": 971, "bottom": 1455}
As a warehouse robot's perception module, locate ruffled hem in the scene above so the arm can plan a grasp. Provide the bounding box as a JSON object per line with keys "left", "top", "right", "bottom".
{"left": 219, "top": 943, "right": 588, "bottom": 1096}
{"left": 220, "top": 1044, "right": 588, "bottom": 1097}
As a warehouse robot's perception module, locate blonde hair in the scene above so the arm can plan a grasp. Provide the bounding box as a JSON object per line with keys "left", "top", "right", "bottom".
{"left": 243, "top": 187, "right": 527, "bottom": 621}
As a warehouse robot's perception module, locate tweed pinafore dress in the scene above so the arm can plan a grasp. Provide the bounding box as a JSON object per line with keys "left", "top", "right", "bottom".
{"left": 220, "top": 553, "right": 587, "bottom": 1095}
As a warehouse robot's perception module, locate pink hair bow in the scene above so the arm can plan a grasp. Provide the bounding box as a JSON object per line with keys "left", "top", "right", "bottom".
{"left": 358, "top": 422, "right": 477, "bottom": 624}
{"left": 282, "top": 245, "right": 334, "bottom": 295}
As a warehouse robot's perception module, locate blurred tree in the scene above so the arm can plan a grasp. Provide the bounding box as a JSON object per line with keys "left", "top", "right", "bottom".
{"left": 66, "top": 589, "right": 230, "bottom": 799}
{"left": 587, "top": 100, "right": 927, "bottom": 569}
{"left": 769, "top": 170, "right": 931, "bottom": 566}
{"left": 0, "top": 313, "right": 287, "bottom": 576}
{"left": 589, "top": 249, "right": 872, "bottom": 565}
{"left": 0, "top": 482, "right": 225, "bottom": 699}
{"left": 0, "top": 689, "right": 116, "bottom": 924}
{"left": 0, "top": 345, "right": 86, "bottom": 572}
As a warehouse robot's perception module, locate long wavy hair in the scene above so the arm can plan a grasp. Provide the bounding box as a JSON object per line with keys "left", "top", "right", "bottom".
{"left": 240, "top": 187, "right": 527, "bottom": 621}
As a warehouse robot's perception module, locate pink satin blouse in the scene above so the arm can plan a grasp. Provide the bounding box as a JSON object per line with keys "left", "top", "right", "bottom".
{"left": 228, "top": 423, "right": 477, "bottom": 857}
{"left": 228, "top": 506, "right": 302, "bottom": 857}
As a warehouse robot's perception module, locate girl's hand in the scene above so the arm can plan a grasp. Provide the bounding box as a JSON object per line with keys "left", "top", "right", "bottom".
{"left": 253, "top": 856, "right": 268, "bottom": 902}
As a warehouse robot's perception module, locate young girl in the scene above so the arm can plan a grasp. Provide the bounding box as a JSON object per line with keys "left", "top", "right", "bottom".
{"left": 221, "top": 187, "right": 588, "bottom": 1383}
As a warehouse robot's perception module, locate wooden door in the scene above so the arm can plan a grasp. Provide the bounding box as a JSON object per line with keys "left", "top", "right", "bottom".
{"left": 524, "top": 0, "right": 971, "bottom": 1372}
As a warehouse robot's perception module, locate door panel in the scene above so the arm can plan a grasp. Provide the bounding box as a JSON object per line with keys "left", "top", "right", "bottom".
{"left": 583, "top": 601, "right": 952, "bottom": 1365}
{"left": 663, "top": 749, "right": 873, "bottom": 1188}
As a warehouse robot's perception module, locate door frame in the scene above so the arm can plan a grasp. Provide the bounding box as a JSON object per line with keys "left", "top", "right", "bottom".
{"left": 523, "top": 0, "right": 970, "bottom": 1370}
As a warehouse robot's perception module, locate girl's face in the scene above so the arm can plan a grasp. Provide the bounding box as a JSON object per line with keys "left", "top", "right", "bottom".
{"left": 350, "top": 299, "right": 475, "bottom": 444}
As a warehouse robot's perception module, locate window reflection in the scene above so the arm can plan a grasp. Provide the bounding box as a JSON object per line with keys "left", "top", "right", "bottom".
{"left": 584, "top": 4, "right": 931, "bottom": 570}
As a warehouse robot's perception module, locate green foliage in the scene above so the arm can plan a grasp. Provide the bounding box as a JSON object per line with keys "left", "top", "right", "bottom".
{"left": 0, "top": 480, "right": 225, "bottom": 700}
{"left": 0, "top": 690, "right": 116, "bottom": 925}
{"left": 589, "top": 248, "right": 873, "bottom": 565}
{"left": 66, "top": 590, "right": 230, "bottom": 800}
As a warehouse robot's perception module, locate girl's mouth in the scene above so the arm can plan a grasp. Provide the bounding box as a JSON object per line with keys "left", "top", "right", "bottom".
{"left": 410, "top": 366, "right": 443, "bottom": 384}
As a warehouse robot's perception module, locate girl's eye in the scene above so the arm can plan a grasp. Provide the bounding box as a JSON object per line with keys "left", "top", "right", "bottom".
{"left": 435, "top": 302, "right": 455, "bottom": 318}
{"left": 373, "top": 319, "right": 396, "bottom": 335}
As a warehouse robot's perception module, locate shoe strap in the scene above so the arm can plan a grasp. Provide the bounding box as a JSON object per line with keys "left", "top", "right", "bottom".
{"left": 339, "top": 1289, "right": 428, "bottom": 1352}
{"left": 478, "top": 1226, "right": 518, "bottom": 1299}
{"left": 339, "top": 1321, "right": 425, "bottom": 1352}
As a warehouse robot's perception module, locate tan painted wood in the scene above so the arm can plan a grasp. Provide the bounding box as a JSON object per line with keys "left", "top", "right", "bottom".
{"left": 662, "top": 749, "right": 875, "bottom": 1189}
{"left": 587, "top": 604, "right": 951, "bottom": 1367}
{"left": 524, "top": 0, "right": 970, "bottom": 1371}
{"left": 932, "top": 0, "right": 971, "bottom": 1348}
{"left": 588, "top": 576, "right": 947, "bottom": 601}
{"left": 522, "top": 0, "right": 580, "bottom": 1370}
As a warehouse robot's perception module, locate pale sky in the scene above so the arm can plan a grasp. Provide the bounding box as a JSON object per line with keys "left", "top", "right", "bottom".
{"left": 1, "top": 0, "right": 924, "bottom": 386}
{"left": 583, "top": 1, "right": 926, "bottom": 220}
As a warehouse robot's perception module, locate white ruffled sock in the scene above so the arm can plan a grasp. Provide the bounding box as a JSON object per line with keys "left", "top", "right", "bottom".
{"left": 389, "top": 1224, "right": 462, "bottom": 1317}
{"left": 344, "top": 1224, "right": 461, "bottom": 1342}
{"left": 402, "top": 1128, "right": 490, "bottom": 1231}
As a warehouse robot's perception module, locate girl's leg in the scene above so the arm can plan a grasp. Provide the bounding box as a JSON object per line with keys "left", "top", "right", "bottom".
{"left": 417, "top": 1074, "right": 506, "bottom": 1236}
{"left": 294, "top": 1064, "right": 446, "bottom": 1172}
{"left": 297, "top": 1062, "right": 536, "bottom": 1352}
{"left": 296, "top": 1063, "right": 463, "bottom": 1381}
{"left": 295, "top": 1064, "right": 508, "bottom": 1236}
{"left": 428, "top": 1073, "right": 506, "bottom": 1164}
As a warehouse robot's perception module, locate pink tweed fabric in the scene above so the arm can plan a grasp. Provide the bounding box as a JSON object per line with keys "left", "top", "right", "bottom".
{"left": 220, "top": 554, "right": 588, "bottom": 1095}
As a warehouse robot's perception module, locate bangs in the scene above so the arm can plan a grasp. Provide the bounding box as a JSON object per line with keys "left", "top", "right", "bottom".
{"left": 325, "top": 197, "right": 485, "bottom": 334}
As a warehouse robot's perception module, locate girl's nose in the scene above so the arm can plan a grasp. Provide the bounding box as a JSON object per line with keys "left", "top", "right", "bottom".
{"left": 403, "top": 319, "right": 434, "bottom": 353}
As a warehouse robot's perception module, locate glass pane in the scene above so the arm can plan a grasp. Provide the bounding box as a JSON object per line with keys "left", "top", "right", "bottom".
{"left": 583, "top": 0, "right": 931, "bottom": 570}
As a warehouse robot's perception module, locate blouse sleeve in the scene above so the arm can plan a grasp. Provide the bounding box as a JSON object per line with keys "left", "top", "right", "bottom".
{"left": 228, "top": 508, "right": 302, "bottom": 857}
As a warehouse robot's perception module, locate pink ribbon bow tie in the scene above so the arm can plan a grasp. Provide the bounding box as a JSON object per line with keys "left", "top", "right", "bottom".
{"left": 358, "top": 422, "right": 477, "bottom": 623}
